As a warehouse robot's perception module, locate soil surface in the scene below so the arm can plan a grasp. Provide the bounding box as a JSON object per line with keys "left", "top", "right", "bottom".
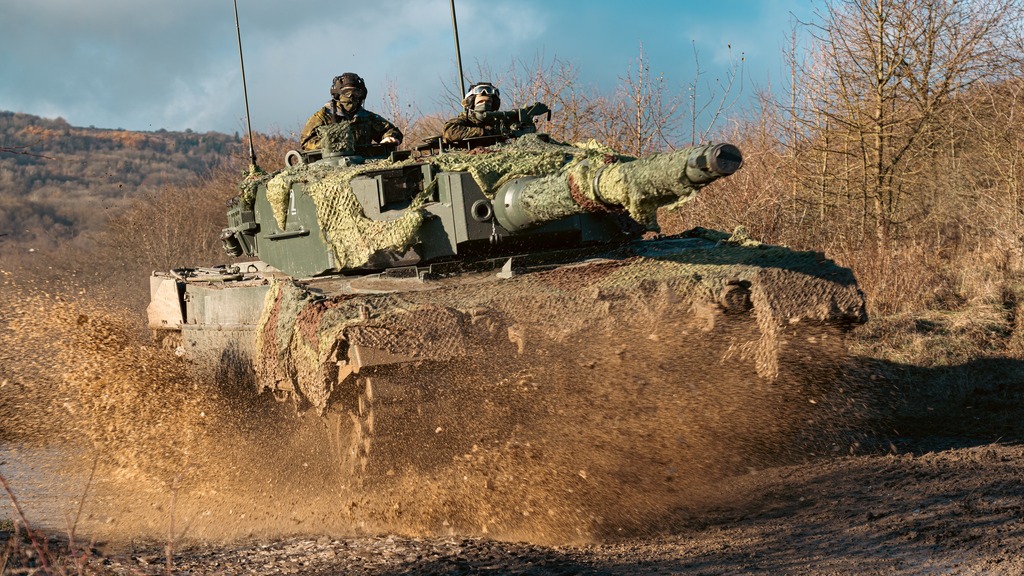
{"left": 4, "top": 439, "right": 1023, "bottom": 574}
{"left": 4, "top": 395, "right": 1023, "bottom": 576}
{"left": 3, "top": 282, "right": 1024, "bottom": 574}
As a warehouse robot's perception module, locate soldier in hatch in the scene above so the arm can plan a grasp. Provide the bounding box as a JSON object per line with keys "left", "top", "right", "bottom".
{"left": 300, "top": 72, "right": 403, "bottom": 151}
{"left": 442, "top": 82, "right": 551, "bottom": 146}
{"left": 442, "top": 82, "right": 504, "bottom": 143}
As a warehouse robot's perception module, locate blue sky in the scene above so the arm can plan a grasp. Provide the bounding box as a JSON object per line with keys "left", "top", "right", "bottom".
{"left": 0, "top": 0, "right": 816, "bottom": 137}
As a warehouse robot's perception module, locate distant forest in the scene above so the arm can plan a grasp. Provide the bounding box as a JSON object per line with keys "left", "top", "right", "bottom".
{"left": 0, "top": 111, "right": 256, "bottom": 247}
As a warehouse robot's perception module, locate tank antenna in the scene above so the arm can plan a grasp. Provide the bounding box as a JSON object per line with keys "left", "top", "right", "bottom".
{"left": 233, "top": 0, "right": 258, "bottom": 169}
{"left": 449, "top": 0, "right": 467, "bottom": 98}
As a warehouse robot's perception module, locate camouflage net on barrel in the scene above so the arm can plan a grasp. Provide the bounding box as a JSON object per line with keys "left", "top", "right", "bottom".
{"left": 253, "top": 228, "right": 866, "bottom": 414}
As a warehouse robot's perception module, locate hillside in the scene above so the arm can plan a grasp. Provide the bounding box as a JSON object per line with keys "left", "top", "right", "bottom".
{"left": 0, "top": 111, "right": 253, "bottom": 247}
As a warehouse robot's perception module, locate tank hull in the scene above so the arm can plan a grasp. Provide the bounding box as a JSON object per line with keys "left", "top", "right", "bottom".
{"left": 150, "top": 228, "right": 866, "bottom": 480}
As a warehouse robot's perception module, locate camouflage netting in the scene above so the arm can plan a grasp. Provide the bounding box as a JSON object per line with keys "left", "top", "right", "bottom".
{"left": 263, "top": 162, "right": 433, "bottom": 269}
{"left": 318, "top": 122, "right": 356, "bottom": 155}
{"left": 241, "top": 134, "right": 714, "bottom": 270}
{"left": 429, "top": 134, "right": 613, "bottom": 194}
{"left": 253, "top": 228, "right": 866, "bottom": 414}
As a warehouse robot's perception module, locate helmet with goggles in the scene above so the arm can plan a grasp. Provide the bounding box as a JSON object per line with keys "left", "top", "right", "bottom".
{"left": 461, "top": 82, "right": 501, "bottom": 112}
{"left": 330, "top": 72, "right": 368, "bottom": 114}
{"left": 330, "top": 73, "right": 367, "bottom": 100}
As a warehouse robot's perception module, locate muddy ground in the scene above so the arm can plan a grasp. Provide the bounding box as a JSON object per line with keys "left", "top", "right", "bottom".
{"left": 4, "top": 356, "right": 1023, "bottom": 575}
{"left": 3, "top": 285, "right": 1024, "bottom": 574}
{"left": 3, "top": 436, "right": 1022, "bottom": 575}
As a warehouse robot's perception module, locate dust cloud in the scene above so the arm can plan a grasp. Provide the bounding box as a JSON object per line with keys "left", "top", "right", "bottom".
{"left": 0, "top": 272, "right": 872, "bottom": 547}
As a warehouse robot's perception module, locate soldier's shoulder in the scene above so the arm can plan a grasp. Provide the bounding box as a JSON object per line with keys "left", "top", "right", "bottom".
{"left": 444, "top": 112, "right": 472, "bottom": 124}
{"left": 359, "top": 109, "right": 389, "bottom": 121}
{"left": 307, "top": 104, "right": 333, "bottom": 121}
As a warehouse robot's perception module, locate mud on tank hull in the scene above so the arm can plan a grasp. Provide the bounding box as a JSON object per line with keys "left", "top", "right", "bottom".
{"left": 148, "top": 228, "right": 866, "bottom": 480}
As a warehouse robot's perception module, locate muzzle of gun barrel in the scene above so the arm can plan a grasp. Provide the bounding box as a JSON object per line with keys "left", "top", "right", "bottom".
{"left": 685, "top": 143, "right": 743, "bottom": 185}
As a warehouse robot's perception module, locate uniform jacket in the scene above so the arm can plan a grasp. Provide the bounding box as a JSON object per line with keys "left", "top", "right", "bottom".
{"left": 441, "top": 112, "right": 503, "bottom": 143}
{"left": 300, "top": 103, "right": 403, "bottom": 151}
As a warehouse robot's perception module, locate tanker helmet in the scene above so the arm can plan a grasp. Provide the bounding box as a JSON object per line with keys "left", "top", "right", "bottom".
{"left": 462, "top": 82, "right": 500, "bottom": 112}
{"left": 331, "top": 72, "right": 367, "bottom": 113}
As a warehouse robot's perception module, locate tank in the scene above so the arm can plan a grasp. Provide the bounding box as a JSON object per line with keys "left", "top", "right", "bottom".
{"left": 147, "top": 118, "right": 867, "bottom": 478}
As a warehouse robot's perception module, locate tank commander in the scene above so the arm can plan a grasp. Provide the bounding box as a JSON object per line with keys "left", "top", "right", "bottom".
{"left": 442, "top": 82, "right": 550, "bottom": 146}
{"left": 442, "top": 82, "right": 504, "bottom": 142}
{"left": 300, "top": 72, "right": 403, "bottom": 151}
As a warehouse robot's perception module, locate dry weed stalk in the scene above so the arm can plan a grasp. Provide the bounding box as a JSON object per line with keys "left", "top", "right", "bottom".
{"left": 164, "top": 475, "right": 179, "bottom": 576}
{"left": 63, "top": 455, "right": 100, "bottom": 575}
{"left": 0, "top": 471, "right": 57, "bottom": 575}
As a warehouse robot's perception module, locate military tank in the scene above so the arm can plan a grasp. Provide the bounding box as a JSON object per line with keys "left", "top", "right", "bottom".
{"left": 147, "top": 116, "right": 867, "bottom": 479}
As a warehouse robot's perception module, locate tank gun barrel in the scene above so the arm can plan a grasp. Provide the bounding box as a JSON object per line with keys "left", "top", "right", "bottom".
{"left": 493, "top": 142, "right": 743, "bottom": 233}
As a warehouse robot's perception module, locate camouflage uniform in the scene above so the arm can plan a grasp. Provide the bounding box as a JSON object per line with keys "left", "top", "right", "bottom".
{"left": 300, "top": 102, "right": 403, "bottom": 151}
{"left": 442, "top": 112, "right": 503, "bottom": 144}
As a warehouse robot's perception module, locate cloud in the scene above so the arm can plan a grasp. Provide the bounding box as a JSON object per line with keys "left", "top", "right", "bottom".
{"left": 0, "top": 0, "right": 813, "bottom": 134}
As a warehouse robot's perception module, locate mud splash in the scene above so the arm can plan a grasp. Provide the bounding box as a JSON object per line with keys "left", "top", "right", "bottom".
{"left": 312, "top": 311, "right": 875, "bottom": 544}
{"left": 0, "top": 273, "right": 872, "bottom": 546}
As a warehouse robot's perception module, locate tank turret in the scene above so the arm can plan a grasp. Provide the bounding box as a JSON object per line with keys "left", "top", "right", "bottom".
{"left": 218, "top": 120, "right": 743, "bottom": 278}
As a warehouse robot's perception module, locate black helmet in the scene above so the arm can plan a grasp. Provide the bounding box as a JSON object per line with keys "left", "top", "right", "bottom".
{"left": 462, "top": 82, "right": 500, "bottom": 111}
{"left": 330, "top": 72, "right": 367, "bottom": 99}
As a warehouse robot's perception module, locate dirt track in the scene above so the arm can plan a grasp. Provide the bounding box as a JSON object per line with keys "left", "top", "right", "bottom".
{"left": 4, "top": 345, "right": 1023, "bottom": 576}
{"left": 4, "top": 437, "right": 1022, "bottom": 574}
{"left": 3, "top": 281, "right": 1024, "bottom": 574}
{"left": 155, "top": 440, "right": 1023, "bottom": 575}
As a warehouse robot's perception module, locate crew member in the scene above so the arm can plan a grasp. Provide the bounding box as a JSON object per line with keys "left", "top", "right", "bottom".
{"left": 442, "top": 82, "right": 504, "bottom": 143}
{"left": 300, "top": 72, "right": 403, "bottom": 151}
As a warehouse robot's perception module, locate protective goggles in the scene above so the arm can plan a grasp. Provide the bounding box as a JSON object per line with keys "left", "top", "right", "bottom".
{"left": 467, "top": 84, "right": 498, "bottom": 97}
{"left": 336, "top": 87, "right": 364, "bottom": 98}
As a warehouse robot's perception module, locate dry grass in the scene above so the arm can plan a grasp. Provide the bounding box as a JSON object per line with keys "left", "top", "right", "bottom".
{"left": 1, "top": 471, "right": 119, "bottom": 575}
{"left": 2, "top": 132, "right": 296, "bottom": 318}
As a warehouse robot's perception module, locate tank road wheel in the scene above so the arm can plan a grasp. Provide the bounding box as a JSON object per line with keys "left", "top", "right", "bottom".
{"left": 327, "top": 376, "right": 376, "bottom": 483}
{"left": 350, "top": 377, "right": 375, "bottom": 475}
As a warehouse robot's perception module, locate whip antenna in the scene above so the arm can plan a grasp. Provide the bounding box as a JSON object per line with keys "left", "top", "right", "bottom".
{"left": 233, "top": 0, "right": 257, "bottom": 168}
{"left": 449, "top": 0, "right": 467, "bottom": 98}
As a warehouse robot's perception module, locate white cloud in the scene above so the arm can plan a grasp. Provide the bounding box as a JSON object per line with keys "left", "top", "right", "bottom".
{"left": 0, "top": 0, "right": 808, "bottom": 134}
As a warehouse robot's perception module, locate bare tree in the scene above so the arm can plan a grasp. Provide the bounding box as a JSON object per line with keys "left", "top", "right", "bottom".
{"left": 686, "top": 42, "right": 745, "bottom": 146}
{"left": 789, "top": 0, "right": 1022, "bottom": 248}
{"left": 956, "top": 79, "right": 1024, "bottom": 223}
{"left": 593, "top": 44, "right": 681, "bottom": 156}
{"left": 379, "top": 78, "right": 422, "bottom": 149}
